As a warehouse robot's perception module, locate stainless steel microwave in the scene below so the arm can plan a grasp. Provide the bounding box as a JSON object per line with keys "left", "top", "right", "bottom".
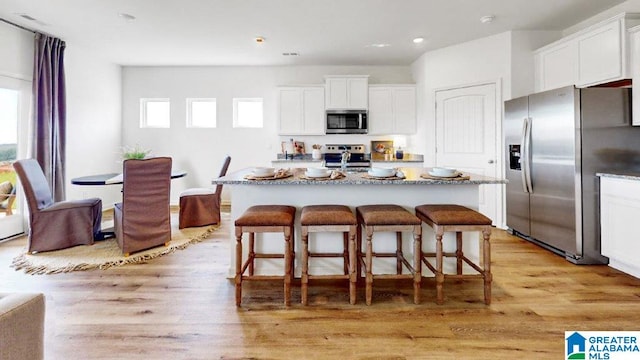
{"left": 325, "top": 110, "right": 368, "bottom": 134}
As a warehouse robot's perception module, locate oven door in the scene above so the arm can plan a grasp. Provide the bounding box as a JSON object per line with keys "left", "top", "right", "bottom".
{"left": 326, "top": 111, "right": 367, "bottom": 134}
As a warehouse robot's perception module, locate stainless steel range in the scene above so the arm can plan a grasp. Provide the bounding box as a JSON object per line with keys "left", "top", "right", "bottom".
{"left": 323, "top": 144, "right": 370, "bottom": 171}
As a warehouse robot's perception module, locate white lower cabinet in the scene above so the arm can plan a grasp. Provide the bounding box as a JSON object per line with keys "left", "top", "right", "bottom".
{"left": 600, "top": 176, "right": 640, "bottom": 278}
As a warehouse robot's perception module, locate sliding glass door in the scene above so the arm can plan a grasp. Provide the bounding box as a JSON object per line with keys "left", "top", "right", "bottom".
{"left": 0, "top": 76, "right": 30, "bottom": 240}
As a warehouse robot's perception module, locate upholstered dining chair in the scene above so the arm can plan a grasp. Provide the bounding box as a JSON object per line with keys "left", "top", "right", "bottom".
{"left": 114, "top": 157, "right": 172, "bottom": 256}
{"left": 13, "top": 159, "right": 102, "bottom": 253}
{"left": 178, "top": 155, "right": 231, "bottom": 229}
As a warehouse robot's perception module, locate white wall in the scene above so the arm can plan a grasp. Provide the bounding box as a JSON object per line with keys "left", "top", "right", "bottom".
{"left": 64, "top": 45, "right": 122, "bottom": 207}
{"left": 0, "top": 22, "right": 33, "bottom": 81}
{"left": 121, "top": 65, "right": 413, "bottom": 204}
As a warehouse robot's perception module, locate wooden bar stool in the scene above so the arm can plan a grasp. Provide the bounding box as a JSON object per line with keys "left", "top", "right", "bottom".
{"left": 300, "top": 205, "right": 357, "bottom": 305}
{"left": 234, "top": 205, "right": 296, "bottom": 306}
{"left": 356, "top": 205, "right": 422, "bottom": 305}
{"left": 415, "top": 204, "right": 492, "bottom": 305}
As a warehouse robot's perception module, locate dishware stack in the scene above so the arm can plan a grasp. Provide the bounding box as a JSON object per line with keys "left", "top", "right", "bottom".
{"left": 428, "top": 167, "right": 458, "bottom": 178}
{"left": 368, "top": 167, "right": 397, "bottom": 178}
{"left": 305, "top": 167, "right": 331, "bottom": 178}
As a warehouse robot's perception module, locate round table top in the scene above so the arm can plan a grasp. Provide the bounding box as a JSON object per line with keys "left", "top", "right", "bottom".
{"left": 71, "top": 170, "right": 187, "bottom": 185}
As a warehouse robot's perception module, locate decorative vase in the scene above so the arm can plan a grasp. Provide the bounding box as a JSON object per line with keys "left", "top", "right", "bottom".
{"left": 395, "top": 148, "right": 404, "bottom": 160}
{"left": 312, "top": 149, "right": 322, "bottom": 160}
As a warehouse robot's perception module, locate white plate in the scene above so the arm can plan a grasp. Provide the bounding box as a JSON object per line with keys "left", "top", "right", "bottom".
{"left": 368, "top": 170, "right": 395, "bottom": 178}
{"left": 305, "top": 171, "right": 331, "bottom": 178}
{"left": 252, "top": 167, "right": 275, "bottom": 177}
{"left": 428, "top": 171, "right": 460, "bottom": 178}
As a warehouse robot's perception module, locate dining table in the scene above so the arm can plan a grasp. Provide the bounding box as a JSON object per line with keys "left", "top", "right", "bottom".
{"left": 71, "top": 170, "right": 187, "bottom": 185}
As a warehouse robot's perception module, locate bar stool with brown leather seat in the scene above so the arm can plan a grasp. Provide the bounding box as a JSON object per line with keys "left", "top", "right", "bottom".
{"left": 415, "top": 204, "right": 492, "bottom": 305}
{"left": 234, "top": 205, "right": 296, "bottom": 306}
{"left": 300, "top": 205, "right": 357, "bottom": 305}
{"left": 356, "top": 204, "right": 422, "bottom": 305}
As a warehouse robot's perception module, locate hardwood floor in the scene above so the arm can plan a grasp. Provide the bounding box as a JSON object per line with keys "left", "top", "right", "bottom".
{"left": 1, "top": 212, "right": 640, "bottom": 359}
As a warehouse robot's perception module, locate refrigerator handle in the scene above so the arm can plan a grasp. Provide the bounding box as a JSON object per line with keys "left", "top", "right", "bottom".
{"left": 520, "top": 118, "right": 529, "bottom": 193}
{"left": 523, "top": 117, "right": 533, "bottom": 193}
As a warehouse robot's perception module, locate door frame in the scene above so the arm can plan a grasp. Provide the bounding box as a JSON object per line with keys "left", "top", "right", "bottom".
{"left": 0, "top": 74, "right": 31, "bottom": 240}
{"left": 433, "top": 78, "right": 505, "bottom": 228}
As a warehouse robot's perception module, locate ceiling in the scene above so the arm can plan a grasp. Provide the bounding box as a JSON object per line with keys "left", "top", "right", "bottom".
{"left": 0, "top": 0, "right": 627, "bottom": 66}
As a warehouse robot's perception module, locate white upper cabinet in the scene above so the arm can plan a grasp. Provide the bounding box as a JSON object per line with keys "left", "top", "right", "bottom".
{"left": 325, "top": 75, "right": 369, "bottom": 110}
{"left": 630, "top": 26, "right": 640, "bottom": 126}
{"left": 278, "top": 86, "right": 325, "bottom": 135}
{"left": 368, "top": 85, "right": 416, "bottom": 135}
{"left": 535, "top": 41, "right": 577, "bottom": 91}
{"left": 535, "top": 13, "right": 640, "bottom": 92}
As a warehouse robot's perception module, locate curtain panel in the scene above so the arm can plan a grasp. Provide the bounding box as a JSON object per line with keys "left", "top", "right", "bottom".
{"left": 32, "top": 33, "right": 66, "bottom": 201}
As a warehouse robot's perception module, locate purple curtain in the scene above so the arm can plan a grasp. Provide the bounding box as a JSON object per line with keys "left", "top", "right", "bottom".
{"left": 32, "top": 33, "right": 66, "bottom": 201}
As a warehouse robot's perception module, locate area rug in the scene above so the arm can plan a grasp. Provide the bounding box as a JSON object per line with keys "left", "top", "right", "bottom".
{"left": 11, "top": 214, "right": 220, "bottom": 275}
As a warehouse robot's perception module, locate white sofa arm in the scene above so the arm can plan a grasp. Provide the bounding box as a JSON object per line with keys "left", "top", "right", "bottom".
{"left": 0, "top": 293, "right": 45, "bottom": 360}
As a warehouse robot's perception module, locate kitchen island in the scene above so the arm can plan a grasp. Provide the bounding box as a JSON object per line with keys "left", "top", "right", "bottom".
{"left": 214, "top": 167, "right": 505, "bottom": 277}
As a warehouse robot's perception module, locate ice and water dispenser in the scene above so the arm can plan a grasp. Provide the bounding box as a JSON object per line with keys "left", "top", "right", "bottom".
{"left": 509, "top": 145, "right": 521, "bottom": 171}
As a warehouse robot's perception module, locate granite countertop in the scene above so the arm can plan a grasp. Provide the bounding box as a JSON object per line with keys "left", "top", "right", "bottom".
{"left": 596, "top": 172, "right": 640, "bottom": 181}
{"left": 273, "top": 153, "right": 424, "bottom": 163}
{"left": 214, "top": 167, "right": 506, "bottom": 185}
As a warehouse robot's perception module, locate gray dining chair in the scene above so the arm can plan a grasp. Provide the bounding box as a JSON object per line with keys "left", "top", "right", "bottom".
{"left": 13, "top": 159, "right": 102, "bottom": 253}
{"left": 114, "top": 157, "right": 172, "bottom": 256}
{"left": 178, "top": 155, "right": 231, "bottom": 229}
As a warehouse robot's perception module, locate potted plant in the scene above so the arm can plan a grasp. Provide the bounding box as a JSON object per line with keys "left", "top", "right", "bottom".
{"left": 121, "top": 144, "right": 151, "bottom": 160}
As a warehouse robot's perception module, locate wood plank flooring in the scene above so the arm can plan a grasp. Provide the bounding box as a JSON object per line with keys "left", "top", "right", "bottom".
{"left": 1, "top": 212, "right": 640, "bottom": 359}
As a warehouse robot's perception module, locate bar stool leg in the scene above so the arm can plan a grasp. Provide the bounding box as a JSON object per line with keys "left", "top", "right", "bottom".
{"left": 248, "top": 233, "right": 255, "bottom": 276}
{"left": 235, "top": 227, "right": 243, "bottom": 306}
{"left": 343, "top": 233, "right": 349, "bottom": 275}
{"left": 348, "top": 225, "right": 357, "bottom": 305}
{"left": 301, "top": 226, "right": 309, "bottom": 305}
{"left": 483, "top": 227, "right": 492, "bottom": 305}
{"left": 284, "top": 226, "right": 293, "bottom": 307}
{"left": 396, "top": 232, "right": 402, "bottom": 275}
{"left": 456, "top": 232, "right": 463, "bottom": 276}
{"left": 435, "top": 227, "right": 445, "bottom": 305}
{"left": 356, "top": 223, "right": 363, "bottom": 282}
{"left": 413, "top": 225, "right": 422, "bottom": 305}
{"left": 365, "top": 227, "right": 374, "bottom": 306}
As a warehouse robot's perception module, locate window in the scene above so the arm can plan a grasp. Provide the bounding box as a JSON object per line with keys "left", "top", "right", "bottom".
{"left": 140, "top": 98, "right": 170, "bottom": 128}
{"left": 233, "top": 98, "right": 263, "bottom": 128}
{"left": 186, "top": 98, "right": 216, "bottom": 128}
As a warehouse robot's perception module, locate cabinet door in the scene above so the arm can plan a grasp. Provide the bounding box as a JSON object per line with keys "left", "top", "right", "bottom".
{"left": 348, "top": 77, "right": 368, "bottom": 109}
{"left": 392, "top": 87, "right": 416, "bottom": 134}
{"left": 600, "top": 177, "right": 640, "bottom": 276}
{"left": 278, "top": 88, "right": 302, "bottom": 135}
{"left": 538, "top": 42, "right": 577, "bottom": 91}
{"left": 631, "top": 29, "right": 640, "bottom": 126}
{"left": 368, "top": 87, "right": 393, "bottom": 134}
{"left": 577, "top": 19, "right": 622, "bottom": 87}
{"left": 302, "top": 87, "right": 325, "bottom": 134}
{"left": 326, "top": 78, "right": 348, "bottom": 109}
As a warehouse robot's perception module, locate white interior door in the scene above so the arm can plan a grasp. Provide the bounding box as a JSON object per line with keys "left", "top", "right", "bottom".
{"left": 435, "top": 83, "right": 500, "bottom": 225}
{"left": 0, "top": 76, "right": 30, "bottom": 240}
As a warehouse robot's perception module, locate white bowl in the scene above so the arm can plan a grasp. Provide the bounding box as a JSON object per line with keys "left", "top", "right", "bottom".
{"left": 369, "top": 167, "right": 396, "bottom": 177}
{"left": 306, "top": 167, "right": 329, "bottom": 176}
{"left": 431, "top": 167, "right": 456, "bottom": 177}
{"left": 252, "top": 167, "right": 275, "bottom": 177}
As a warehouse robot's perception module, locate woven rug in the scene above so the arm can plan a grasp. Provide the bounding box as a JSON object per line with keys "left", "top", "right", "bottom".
{"left": 11, "top": 213, "right": 221, "bottom": 275}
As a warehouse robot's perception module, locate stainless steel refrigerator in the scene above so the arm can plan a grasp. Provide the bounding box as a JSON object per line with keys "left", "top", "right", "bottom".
{"left": 504, "top": 85, "right": 640, "bottom": 264}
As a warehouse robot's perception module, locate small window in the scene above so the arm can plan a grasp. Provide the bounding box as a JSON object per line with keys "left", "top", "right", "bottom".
{"left": 233, "top": 98, "right": 263, "bottom": 128}
{"left": 140, "top": 98, "right": 170, "bottom": 128}
{"left": 187, "top": 98, "right": 217, "bottom": 128}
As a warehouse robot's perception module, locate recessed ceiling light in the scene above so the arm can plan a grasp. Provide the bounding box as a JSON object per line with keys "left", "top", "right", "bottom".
{"left": 367, "top": 43, "right": 390, "bottom": 48}
{"left": 480, "top": 15, "right": 495, "bottom": 24}
{"left": 282, "top": 52, "right": 300, "bottom": 56}
{"left": 118, "top": 12, "right": 136, "bottom": 21}
{"left": 413, "top": 37, "right": 425, "bottom": 44}
{"left": 255, "top": 36, "right": 265, "bottom": 44}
